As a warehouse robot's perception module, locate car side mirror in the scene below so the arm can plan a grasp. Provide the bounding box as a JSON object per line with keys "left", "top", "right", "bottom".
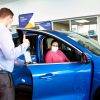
{"left": 81, "top": 53, "right": 91, "bottom": 64}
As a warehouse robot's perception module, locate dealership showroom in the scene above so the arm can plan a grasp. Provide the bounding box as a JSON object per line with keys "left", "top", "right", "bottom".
{"left": 0, "top": 0, "right": 100, "bottom": 100}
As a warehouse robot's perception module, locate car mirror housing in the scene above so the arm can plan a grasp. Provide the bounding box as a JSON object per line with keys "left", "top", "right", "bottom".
{"left": 81, "top": 53, "right": 91, "bottom": 64}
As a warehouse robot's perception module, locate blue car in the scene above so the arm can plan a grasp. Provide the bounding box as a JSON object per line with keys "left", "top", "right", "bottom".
{"left": 12, "top": 28, "right": 100, "bottom": 100}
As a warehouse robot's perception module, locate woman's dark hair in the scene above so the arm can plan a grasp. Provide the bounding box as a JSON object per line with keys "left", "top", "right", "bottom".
{"left": 0, "top": 8, "right": 14, "bottom": 18}
{"left": 51, "top": 40, "right": 59, "bottom": 46}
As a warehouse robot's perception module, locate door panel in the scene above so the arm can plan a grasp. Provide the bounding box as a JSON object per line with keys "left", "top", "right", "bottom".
{"left": 28, "top": 62, "right": 92, "bottom": 100}
{"left": 12, "top": 55, "right": 32, "bottom": 86}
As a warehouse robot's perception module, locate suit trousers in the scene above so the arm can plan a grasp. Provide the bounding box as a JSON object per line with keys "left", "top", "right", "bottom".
{"left": 0, "top": 71, "right": 15, "bottom": 100}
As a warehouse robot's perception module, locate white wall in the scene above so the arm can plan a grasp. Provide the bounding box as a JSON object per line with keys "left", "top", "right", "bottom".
{"left": 0, "top": 0, "right": 100, "bottom": 25}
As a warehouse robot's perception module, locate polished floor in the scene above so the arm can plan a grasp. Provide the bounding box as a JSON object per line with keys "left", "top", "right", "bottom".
{"left": 15, "top": 85, "right": 32, "bottom": 100}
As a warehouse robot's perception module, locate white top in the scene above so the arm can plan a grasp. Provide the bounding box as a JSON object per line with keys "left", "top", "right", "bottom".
{"left": 0, "top": 23, "right": 29, "bottom": 72}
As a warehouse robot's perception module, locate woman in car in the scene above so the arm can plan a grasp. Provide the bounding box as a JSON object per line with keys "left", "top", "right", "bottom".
{"left": 45, "top": 40, "right": 70, "bottom": 63}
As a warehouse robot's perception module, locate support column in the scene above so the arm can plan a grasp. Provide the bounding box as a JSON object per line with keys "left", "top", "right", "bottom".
{"left": 97, "top": 16, "right": 100, "bottom": 43}
{"left": 69, "top": 20, "right": 72, "bottom": 31}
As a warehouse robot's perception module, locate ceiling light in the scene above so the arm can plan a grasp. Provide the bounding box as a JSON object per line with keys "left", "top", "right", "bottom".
{"left": 75, "top": 19, "right": 90, "bottom": 23}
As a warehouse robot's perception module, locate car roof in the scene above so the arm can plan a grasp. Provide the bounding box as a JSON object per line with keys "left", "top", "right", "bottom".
{"left": 12, "top": 28, "right": 77, "bottom": 38}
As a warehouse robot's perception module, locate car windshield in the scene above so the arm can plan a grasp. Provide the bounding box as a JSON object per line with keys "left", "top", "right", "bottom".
{"left": 62, "top": 32, "right": 100, "bottom": 56}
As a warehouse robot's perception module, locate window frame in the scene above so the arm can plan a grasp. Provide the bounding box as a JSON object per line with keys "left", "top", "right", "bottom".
{"left": 40, "top": 34, "right": 82, "bottom": 63}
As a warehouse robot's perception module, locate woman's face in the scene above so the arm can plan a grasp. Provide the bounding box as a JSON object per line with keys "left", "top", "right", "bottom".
{"left": 51, "top": 42, "right": 59, "bottom": 52}
{"left": 52, "top": 42, "right": 58, "bottom": 47}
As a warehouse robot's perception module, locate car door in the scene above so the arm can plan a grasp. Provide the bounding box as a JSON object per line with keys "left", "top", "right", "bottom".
{"left": 28, "top": 61, "right": 92, "bottom": 100}
{"left": 27, "top": 35, "right": 92, "bottom": 100}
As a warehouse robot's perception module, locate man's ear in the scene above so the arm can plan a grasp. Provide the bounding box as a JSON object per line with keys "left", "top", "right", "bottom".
{"left": 6, "top": 16, "right": 10, "bottom": 20}
{"left": 4, "top": 16, "right": 9, "bottom": 23}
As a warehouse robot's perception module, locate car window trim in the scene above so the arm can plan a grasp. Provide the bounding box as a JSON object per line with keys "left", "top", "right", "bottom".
{"left": 26, "top": 61, "right": 78, "bottom": 66}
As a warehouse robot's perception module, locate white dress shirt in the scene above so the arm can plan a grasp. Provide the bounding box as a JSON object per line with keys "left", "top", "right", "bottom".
{"left": 0, "top": 23, "right": 29, "bottom": 72}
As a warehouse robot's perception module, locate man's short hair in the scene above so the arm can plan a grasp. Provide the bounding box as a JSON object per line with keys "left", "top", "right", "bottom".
{"left": 0, "top": 8, "right": 14, "bottom": 18}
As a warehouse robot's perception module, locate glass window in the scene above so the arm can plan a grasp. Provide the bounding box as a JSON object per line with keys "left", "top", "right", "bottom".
{"left": 72, "top": 25, "right": 77, "bottom": 32}
{"left": 71, "top": 17, "right": 97, "bottom": 39}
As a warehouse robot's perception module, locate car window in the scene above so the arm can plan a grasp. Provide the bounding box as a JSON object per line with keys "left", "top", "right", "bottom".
{"left": 43, "top": 37, "right": 81, "bottom": 63}
{"left": 60, "top": 41, "right": 81, "bottom": 62}
{"left": 62, "top": 32, "right": 100, "bottom": 56}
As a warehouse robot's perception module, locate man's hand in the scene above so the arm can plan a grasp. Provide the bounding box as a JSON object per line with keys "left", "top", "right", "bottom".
{"left": 23, "top": 34, "right": 30, "bottom": 46}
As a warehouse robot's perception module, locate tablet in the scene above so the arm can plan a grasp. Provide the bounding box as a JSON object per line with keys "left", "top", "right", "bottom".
{"left": 24, "top": 51, "right": 32, "bottom": 64}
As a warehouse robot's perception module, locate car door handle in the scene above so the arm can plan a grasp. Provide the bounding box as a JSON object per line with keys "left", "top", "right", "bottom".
{"left": 39, "top": 73, "right": 55, "bottom": 79}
